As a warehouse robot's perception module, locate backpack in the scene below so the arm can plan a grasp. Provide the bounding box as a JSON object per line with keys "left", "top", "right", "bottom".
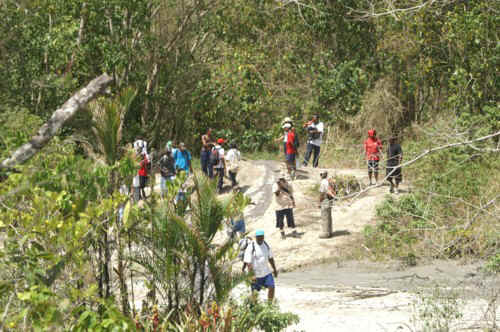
{"left": 209, "top": 147, "right": 220, "bottom": 165}
{"left": 238, "top": 238, "right": 270, "bottom": 262}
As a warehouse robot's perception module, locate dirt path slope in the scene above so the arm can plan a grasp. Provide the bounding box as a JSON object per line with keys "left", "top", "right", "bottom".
{"left": 237, "top": 160, "right": 392, "bottom": 271}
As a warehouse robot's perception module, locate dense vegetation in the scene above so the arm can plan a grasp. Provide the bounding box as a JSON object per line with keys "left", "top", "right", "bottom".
{"left": 0, "top": 0, "right": 498, "bottom": 330}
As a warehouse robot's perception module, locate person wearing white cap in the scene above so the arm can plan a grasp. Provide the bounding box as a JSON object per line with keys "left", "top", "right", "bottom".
{"left": 244, "top": 230, "right": 278, "bottom": 301}
{"left": 283, "top": 123, "right": 298, "bottom": 180}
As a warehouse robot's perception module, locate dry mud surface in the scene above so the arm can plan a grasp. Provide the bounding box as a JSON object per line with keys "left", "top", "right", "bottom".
{"left": 230, "top": 160, "right": 499, "bottom": 331}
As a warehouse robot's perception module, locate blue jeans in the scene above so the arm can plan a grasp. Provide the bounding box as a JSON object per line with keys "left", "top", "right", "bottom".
{"left": 201, "top": 150, "right": 211, "bottom": 176}
{"left": 303, "top": 143, "right": 320, "bottom": 167}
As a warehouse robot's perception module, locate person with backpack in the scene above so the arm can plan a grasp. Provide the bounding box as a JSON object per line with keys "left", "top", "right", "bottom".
{"left": 173, "top": 142, "right": 193, "bottom": 175}
{"left": 318, "top": 170, "right": 336, "bottom": 239}
{"left": 243, "top": 230, "right": 278, "bottom": 302}
{"left": 225, "top": 143, "right": 241, "bottom": 189}
{"left": 201, "top": 128, "right": 215, "bottom": 177}
{"left": 386, "top": 136, "right": 403, "bottom": 194}
{"left": 211, "top": 138, "right": 226, "bottom": 193}
{"left": 302, "top": 115, "right": 323, "bottom": 168}
{"left": 272, "top": 175, "right": 296, "bottom": 239}
{"left": 159, "top": 143, "right": 176, "bottom": 199}
{"left": 364, "top": 129, "right": 383, "bottom": 185}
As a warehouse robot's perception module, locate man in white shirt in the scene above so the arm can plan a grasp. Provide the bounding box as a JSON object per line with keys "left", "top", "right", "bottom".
{"left": 302, "top": 115, "right": 324, "bottom": 168}
{"left": 272, "top": 175, "right": 296, "bottom": 239}
{"left": 244, "top": 230, "right": 278, "bottom": 302}
{"left": 225, "top": 143, "right": 241, "bottom": 189}
{"left": 319, "top": 170, "right": 336, "bottom": 238}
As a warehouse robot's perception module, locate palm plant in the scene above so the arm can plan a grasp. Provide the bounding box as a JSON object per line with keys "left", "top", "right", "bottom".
{"left": 88, "top": 87, "right": 137, "bottom": 166}
{"left": 132, "top": 175, "right": 249, "bottom": 322}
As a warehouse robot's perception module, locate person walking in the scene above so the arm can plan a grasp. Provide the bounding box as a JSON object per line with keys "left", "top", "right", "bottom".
{"left": 201, "top": 128, "right": 215, "bottom": 177}
{"left": 364, "top": 129, "right": 383, "bottom": 185}
{"left": 138, "top": 152, "right": 150, "bottom": 200}
{"left": 173, "top": 142, "right": 193, "bottom": 175}
{"left": 318, "top": 170, "right": 336, "bottom": 238}
{"left": 212, "top": 138, "right": 226, "bottom": 193}
{"left": 225, "top": 143, "right": 241, "bottom": 189}
{"left": 159, "top": 143, "right": 176, "bottom": 199}
{"left": 302, "top": 115, "right": 324, "bottom": 168}
{"left": 243, "top": 230, "right": 278, "bottom": 302}
{"left": 283, "top": 123, "right": 298, "bottom": 180}
{"left": 272, "top": 175, "right": 296, "bottom": 239}
{"left": 386, "top": 136, "right": 403, "bottom": 194}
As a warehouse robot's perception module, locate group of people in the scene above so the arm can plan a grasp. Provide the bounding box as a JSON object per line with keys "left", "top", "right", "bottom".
{"left": 128, "top": 121, "right": 403, "bottom": 303}
{"left": 200, "top": 128, "right": 242, "bottom": 193}
{"left": 278, "top": 115, "right": 403, "bottom": 193}
{"left": 242, "top": 125, "right": 404, "bottom": 302}
{"left": 130, "top": 129, "right": 242, "bottom": 202}
{"left": 277, "top": 115, "right": 325, "bottom": 179}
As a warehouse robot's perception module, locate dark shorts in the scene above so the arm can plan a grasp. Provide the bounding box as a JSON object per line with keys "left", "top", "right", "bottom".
{"left": 251, "top": 273, "right": 275, "bottom": 291}
{"left": 139, "top": 175, "right": 148, "bottom": 188}
{"left": 367, "top": 160, "right": 379, "bottom": 172}
{"left": 276, "top": 208, "right": 295, "bottom": 229}
{"left": 285, "top": 153, "right": 296, "bottom": 163}
{"left": 386, "top": 166, "right": 402, "bottom": 182}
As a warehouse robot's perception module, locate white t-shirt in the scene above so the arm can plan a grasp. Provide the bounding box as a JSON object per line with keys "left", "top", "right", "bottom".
{"left": 243, "top": 241, "right": 273, "bottom": 278}
{"left": 283, "top": 131, "right": 288, "bottom": 142}
{"left": 319, "top": 178, "right": 329, "bottom": 194}
{"left": 225, "top": 148, "right": 241, "bottom": 171}
{"left": 272, "top": 181, "right": 294, "bottom": 210}
{"left": 308, "top": 122, "right": 324, "bottom": 146}
{"left": 213, "top": 145, "right": 225, "bottom": 169}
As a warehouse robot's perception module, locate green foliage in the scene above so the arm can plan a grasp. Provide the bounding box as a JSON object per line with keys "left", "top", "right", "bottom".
{"left": 0, "top": 108, "right": 43, "bottom": 159}
{"left": 485, "top": 253, "right": 500, "bottom": 274}
{"left": 364, "top": 129, "right": 499, "bottom": 259}
{"left": 231, "top": 295, "right": 300, "bottom": 332}
{"left": 412, "top": 287, "right": 464, "bottom": 332}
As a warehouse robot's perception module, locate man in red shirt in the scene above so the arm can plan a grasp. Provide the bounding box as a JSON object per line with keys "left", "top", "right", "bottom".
{"left": 284, "top": 123, "right": 297, "bottom": 180}
{"left": 364, "top": 129, "right": 383, "bottom": 185}
{"left": 138, "top": 152, "right": 150, "bottom": 199}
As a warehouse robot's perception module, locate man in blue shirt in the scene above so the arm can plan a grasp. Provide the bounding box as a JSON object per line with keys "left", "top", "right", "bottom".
{"left": 173, "top": 142, "right": 193, "bottom": 174}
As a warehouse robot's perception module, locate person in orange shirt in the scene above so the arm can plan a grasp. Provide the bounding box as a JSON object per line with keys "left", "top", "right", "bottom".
{"left": 364, "top": 129, "right": 383, "bottom": 185}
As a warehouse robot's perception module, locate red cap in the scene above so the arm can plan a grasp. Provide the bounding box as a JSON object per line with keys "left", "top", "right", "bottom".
{"left": 217, "top": 138, "right": 225, "bottom": 144}
{"left": 368, "top": 129, "right": 376, "bottom": 137}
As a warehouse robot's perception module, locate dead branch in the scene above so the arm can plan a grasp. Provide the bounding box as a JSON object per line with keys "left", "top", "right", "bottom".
{"left": 0, "top": 74, "right": 113, "bottom": 171}
{"left": 347, "top": 0, "right": 455, "bottom": 21}
{"left": 340, "top": 130, "right": 500, "bottom": 204}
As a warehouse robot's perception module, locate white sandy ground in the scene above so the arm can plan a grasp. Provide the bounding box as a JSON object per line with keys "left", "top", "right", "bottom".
{"left": 227, "top": 160, "right": 499, "bottom": 331}
{"left": 145, "top": 160, "right": 499, "bottom": 331}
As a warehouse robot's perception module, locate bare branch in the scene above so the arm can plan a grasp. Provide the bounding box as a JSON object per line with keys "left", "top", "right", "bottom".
{"left": 347, "top": 0, "right": 456, "bottom": 21}
{"left": 339, "top": 130, "right": 500, "bottom": 203}
{"left": 1, "top": 74, "right": 114, "bottom": 170}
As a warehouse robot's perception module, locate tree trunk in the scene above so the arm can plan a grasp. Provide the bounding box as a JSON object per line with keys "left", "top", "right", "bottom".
{"left": 1, "top": 74, "right": 113, "bottom": 170}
